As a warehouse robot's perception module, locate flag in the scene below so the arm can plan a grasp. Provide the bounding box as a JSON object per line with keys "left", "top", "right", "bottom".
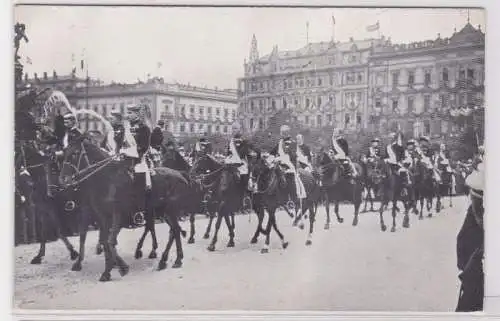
{"left": 366, "top": 21, "right": 380, "bottom": 32}
{"left": 332, "top": 15, "right": 335, "bottom": 24}
{"left": 80, "top": 59, "right": 84, "bottom": 71}
{"left": 157, "top": 62, "right": 162, "bottom": 69}
{"left": 26, "top": 57, "right": 32, "bottom": 65}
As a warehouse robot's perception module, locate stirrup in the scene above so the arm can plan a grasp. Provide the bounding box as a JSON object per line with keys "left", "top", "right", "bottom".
{"left": 133, "top": 212, "right": 146, "bottom": 226}
{"left": 64, "top": 200, "right": 76, "bottom": 212}
{"left": 286, "top": 200, "right": 296, "bottom": 211}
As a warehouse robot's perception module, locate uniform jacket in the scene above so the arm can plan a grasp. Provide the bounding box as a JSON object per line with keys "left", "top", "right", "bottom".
{"left": 62, "top": 127, "right": 83, "bottom": 148}
{"left": 297, "top": 144, "right": 312, "bottom": 163}
{"left": 150, "top": 126, "right": 164, "bottom": 150}
{"left": 130, "top": 122, "right": 151, "bottom": 159}
{"left": 333, "top": 137, "right": 349, "bottom": 157}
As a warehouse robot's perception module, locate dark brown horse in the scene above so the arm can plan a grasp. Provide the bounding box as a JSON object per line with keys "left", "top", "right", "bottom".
{"left": 190, "top": 154, "right": 242, "bottom": 252}
{"left": 412, "top": 158, "right": 439, "bottom": 220}
{"left": 316, "top": 152, "right": 363, "bottom": 229}
{"left": 59, "top": 136, "right": 191, "bottom": 281}
{"left": 361, "top": 157, "right": 386, "bottom": 213}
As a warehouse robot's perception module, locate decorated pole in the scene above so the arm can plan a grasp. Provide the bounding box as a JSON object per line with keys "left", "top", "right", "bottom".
{"left": 14, "top": 22, "right": 29, "bottom": 92}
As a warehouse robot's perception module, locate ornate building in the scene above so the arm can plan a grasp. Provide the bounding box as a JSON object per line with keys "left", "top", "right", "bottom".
{"left": 368, "top": 21, "right": 485, "bottom": 141}
{"left": 238, "top": 20, "right": 485, "bottom": 142}
{"left": 23, "top": 74, "right": 238, "bottom": 138}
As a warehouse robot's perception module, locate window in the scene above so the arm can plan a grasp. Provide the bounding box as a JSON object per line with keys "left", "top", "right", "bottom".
{"left": 216, "top": 125, "right": 220, "bottom": 132}
{"left": 424, "top": 95, "right": 431, "bottom": 112}
{"left": 375, "top": 98, "right": 381, "bottom": 109}
{"left": 283, "top": 98, "right": 287, "bottom": 109}
{"left": 327, "top": 114, "right": 332, "bottom": 123}
{"left": 294, "top": 98, "right": 299, "bottom": 106}
{"left": 424, "top": 120, "right": 431, "bottom": 135}
{"left": 357, "top": 73, "right": 363, "bottom": 83}
{"left": 356, "top": 112, "right": 362, "bottom": 125}
{"left": 249, "top": 118, "right": 254, "bottom": 129}
{"left": 199, "top": 107, "right": 204, "bottom": 116}
{"left": 459, "top": 68, "right": 466, "bottom": 80}
{"left": 284, "top": 80, "right": 288, "bottom": 89}
{"left": 408, "top": 71, "right": 415, "bottom": 88}
{"left": 344, "top": 113, "right": 350, "bottom": 126}
{"left": 288, "top": 80, "right": 293, "bottom": 89}
{"left": 232, "top": 110, "right": 236, "bottom": 118}
{"left": 102, "top": 104, "right": 107, "bottom": 116}
{"left": 392, "top": 72, "right": 399, "bottom": 87}
{"left": 189, "top": 123, "right": 195, "bottom": 132}
{"left": 305, "top": 115, "right": 310, "bottom": 124}
{"left": 305, "top": 98, "right": 310, "bottom": 109}
{"left": 93, "top": 104, "right": 99, "bottom": 113}
{"left": 271, "top": 99, "right": 276, "bottom": 109}
{"left": 440, "top": 94, "right": 448, "bottom": 108}
{"left": 180, "top": 123, "right": 185, "bottom": 132}
{"left": 425, "top": 72, "right": 431, "bottom": 86}
{"left": 329, "top": 74, "right": 334, "bottom": 86}
{"left": 318, "top": 78, "right": 322, "bottom": 86}
{"left": 442, "top": 68, "right": 449, "bottom": 82}
{"left": 216, "top": 108, "right": 220, "bottom": 116}
{"left": 392, "top": 99, "right": 399, "bottom": 112}
{"left": 120, "top": 103, "right": 125, "bottom": 115}
{"left": 224, "top": 108, "right": 229, "bottom": 118}
{"left": 317, "top": 115, "right": 322, "bottom": 127}
{"left": 198, "top": 124, "right": 204, "bottom": 130}
{"left": 467, "top": 68, "right": 475, "bottom": 80}
{"left": 223, "top": 126, "right": 228, "bottom": 133}
{"left": 258, "top": 119, "right": 263, "bottom": 130}
{"left": 181, "top": 106, "right": 186, "bottom": 115}
{"left": 300, "top": 79, "right": 304, "bottom": 87}
{"left": 295, "top": 79, "right": 299, "bottom": 87}
{"left": 329, "top": 95, "right": 334, "bottom": 104}
{"left": 306, "top": 79, "right": 311, "bottom": 87}
{"left": 317, "top": 96, "right": 322, "bottom": 107}
{"left": 259, "top": 100, "right": 263, "bottom": 112}
{"left": 189, "top": 106, "right": 194, "bottom": 114}
{"left": 407, "top": 96, "right": 414, "bottom": 113}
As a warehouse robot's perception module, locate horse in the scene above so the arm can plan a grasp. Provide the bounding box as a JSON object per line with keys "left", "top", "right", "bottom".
{"left": 316, "top": 152, "right": 363, "bottom": 229}
{"left": 249, "top": 154, "right": 290, "bottom": 252}
{"left": 59, "top": 136, "right": 191, "bottom": 280}
{"left": 190, "top": 154, "right": 242, "bottom": 252}
{"left": 435, "top": 163, "right": 455, "bottom": 210}
{"left": 361, "top": 157, "right": 386, "bottom": 213}
{"left": 160, "top": 146, "right": 219, "bottom": 245}
{"left": 412, "top": 158, "right": 439, "bottom": 220}
{"left": 15, "top": 140, "right": 80, "bottom": 264}
{"left": 378, "top": 162, "right": 413, "bottom": 232}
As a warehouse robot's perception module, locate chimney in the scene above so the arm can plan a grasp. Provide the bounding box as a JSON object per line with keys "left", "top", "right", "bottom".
{"left": 43, "top": 72, "right": 48, "bottom": 80}
{"left": 53, "top": 70, "right": 57, "bottom": 78}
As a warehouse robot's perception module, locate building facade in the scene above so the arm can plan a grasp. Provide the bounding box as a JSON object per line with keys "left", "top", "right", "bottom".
{"left": 23, "top": 74, "right": 238, "bottom": 138}
{"left": 238, "top": 21, "right": 485, "bottom": 141}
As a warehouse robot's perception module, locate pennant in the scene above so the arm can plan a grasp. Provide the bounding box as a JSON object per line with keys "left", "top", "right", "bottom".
{"left": 366, "top": 21, "right": 380, "bottom": 32}
{"left": 80, "top": 59, "right": 84, "bottom": 71}
{"left": 332, "top": 15, "right": 336, "bottom": 24}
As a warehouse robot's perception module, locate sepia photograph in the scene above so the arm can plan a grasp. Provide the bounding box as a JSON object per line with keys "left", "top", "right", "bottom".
{"left": 13, "top": 4, "right": 486, "bottom": 313}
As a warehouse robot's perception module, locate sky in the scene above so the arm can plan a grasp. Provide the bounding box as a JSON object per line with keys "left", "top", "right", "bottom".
{"left": 14, "top": 6, "right": 485, "bottom": 89}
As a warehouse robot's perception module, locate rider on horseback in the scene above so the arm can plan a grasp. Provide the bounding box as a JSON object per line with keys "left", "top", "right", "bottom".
{"left": 384, "top": 131, "right": 405, "bottom": 175}
{"left": 331, "top": 128, "right": 358, "bottom": 177}
{"left": 434, "top": 143, "right": 452, "bottom": 174}
{"left": 296, "top": 134, "right": 313, "bottom": 172}
{"left": 363, "top": 138, "right": 382, "bottom": 163}
{"left": 270, "top": 125, "right": 307, "bottom": 204}
{"left": 417, "top": 136, "right": 441, "bottom": 182}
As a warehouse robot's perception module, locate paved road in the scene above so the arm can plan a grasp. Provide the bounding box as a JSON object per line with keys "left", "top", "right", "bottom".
{"left": 14, "top": 196, "right": 468, "bottom": 312}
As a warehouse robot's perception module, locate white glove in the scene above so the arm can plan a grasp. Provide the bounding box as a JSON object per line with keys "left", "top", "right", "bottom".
{"left": 20, "top": 195, "right": 26, "bottom": 203}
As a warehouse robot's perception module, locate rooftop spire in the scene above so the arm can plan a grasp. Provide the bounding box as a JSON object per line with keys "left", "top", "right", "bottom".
{"left": 249, "top": 34, "right": 259, "bottom": 63}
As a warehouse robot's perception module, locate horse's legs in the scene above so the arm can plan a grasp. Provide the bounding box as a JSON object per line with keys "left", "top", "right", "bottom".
{"left": 207, "top": 210, "right": 224, "bottom": 252}
{"left": 250, "top": 206, "right": 265, "bottom": 244}
{"left": 352, "top": 186, "right": 362, "bottom": 227}
{"left": 270, "top": 207, "right": 288, "bottom": 249}
{"left": 203, "top": 211, "right": 215, "bottom": 239}
{"left": 187, "top": 212, "right": 196, "bottom": 244}
{"left": 71, "top": 216, "right": 88, "bottom": 271}
{"left": 157, "top": 221, "right": 175, "bottom": 271}
{"left": 147, "top": 208, "right": 159, "bottom": 259}
{"left": 31, "top": 207, "right": 45, "bottom": 264}
{"left": 390, "top": 199, "right": 397, "bottom": 233}
{"left": 261, "top": 209, "right": 273, "bottom": 254}
{"left": 362, "top": 186, "right": 369, "bottom": 213}
{"left": 427, "top": 194, "right": 433, "bottom": 218}
{"left": 449, "top": 185, "right": 453, "bottom": 208}
{"left": 306, "top": 204, "right": 315, "bottom": 246}
{"left": 134, "top": 225, "right": 149, "bottom": 259}
{"left": 402, "top": 197, "right": 411, "bottom": 229}
{"left": 171, "top": 218, "right": 184, "bottom": 268}
{"left": 419, "top": 195, "right": 424, "bottom": 220}
{"left": 378, "top": 198, "right": 387, "bottom": 232}
{"left": 293, "top": 205, "right": 306, "bottom": 230}
{"left": 224, "top": 210, "right": 235, "bottom": 248}
{"left": 324, "top": 191, "right": 331, "bottom": 230}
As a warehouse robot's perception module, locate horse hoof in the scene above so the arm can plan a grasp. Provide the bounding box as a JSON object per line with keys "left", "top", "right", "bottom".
{"left": 298, "top": 223, "right": 305, "bottom": 230}
{"left": 282, "top": 242, "right": 289, "bottom": 249}
{"left": 134, "top": 250, "right": 143, "bottom": 259}
{"left": 203, "top": 234, "right": 210, "bottom": 239}
{"left": 391, "top": 226, "right": 396, "bottom": 233}
{"left": 381, "top": 225, "right": 387, "bottom": 232}
{"left": 338, "top": 217, "right": 344, "bottom": 224}
{"left": 305, "top": 239, "right": 312, "bottom": 246}
{"left": 207, "top": 244, "right": 216, "bottom": 252}
{"left": 172, "top": 260, "right": 183, "bottom": 269}
{"left": 260, "top": 248, "right": 269, "bottom": 254}
{"left": 250, "top": 237, "right": 258, "bottom": 244}
{"left": 71, "top": 262, "right": 82, "bottom": 271}
{"left": 419, "top": 216, "right": 424, "bottom": 221}
{"left": 70, "top": 250, "right": 79, "bottom": 261}
{"left": 119, "top": 265, "right": 130, "bottom": 277}
{"left": 157, "top": 261, "right": 167, "bottom": 271}
{"left": 227, "top": 240, "right": 235, "bottom": 248}
{"left": 352, "top": 218, "right": 358, "bottom": 227}
{"left": 324, "top": 223, "right": 330, "bottom": 230}
{"left": 428, "top": 213, "right": 433, "bottom": 218}
{"left": 30, "top": 256, "right": 42, "bottom": 265}
{"left": 99, "top": 272, "right": 111, "bottom": 282}
{"left": 148, "top": 251, "right": 157, "bottom": 259}
{"left": 187, "top": 238, "right": 195, "bottom": 244}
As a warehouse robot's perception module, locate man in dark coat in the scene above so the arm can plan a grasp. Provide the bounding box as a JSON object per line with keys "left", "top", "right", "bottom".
{"left": 150, "top": 120, "right": 165, "bottom": 152}
{"left": 384, "top": 132, "right": 405, "bottom": 175}
{"left": 296, "top": 134, "right": 312, "bottom": 171}
{"left": 456, "top": 162, "right": 484, "bottom": 312}
{"left": 331, "top": 128, "right": 358, "bottom": 177}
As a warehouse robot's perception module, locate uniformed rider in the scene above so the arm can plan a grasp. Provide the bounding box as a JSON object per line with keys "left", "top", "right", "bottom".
{"left": 296, "top": 134, "right": 313, "bottom": 172}
{"left": 331, "top": 128, "right": 358, "bottom": 177}
{"left": 384, "top": 131, "right": 405, "bottom": 175}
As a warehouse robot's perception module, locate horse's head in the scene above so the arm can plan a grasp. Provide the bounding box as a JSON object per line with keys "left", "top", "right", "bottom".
{"left": 59, "top": 134, "right": 106, "bottom": 187}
